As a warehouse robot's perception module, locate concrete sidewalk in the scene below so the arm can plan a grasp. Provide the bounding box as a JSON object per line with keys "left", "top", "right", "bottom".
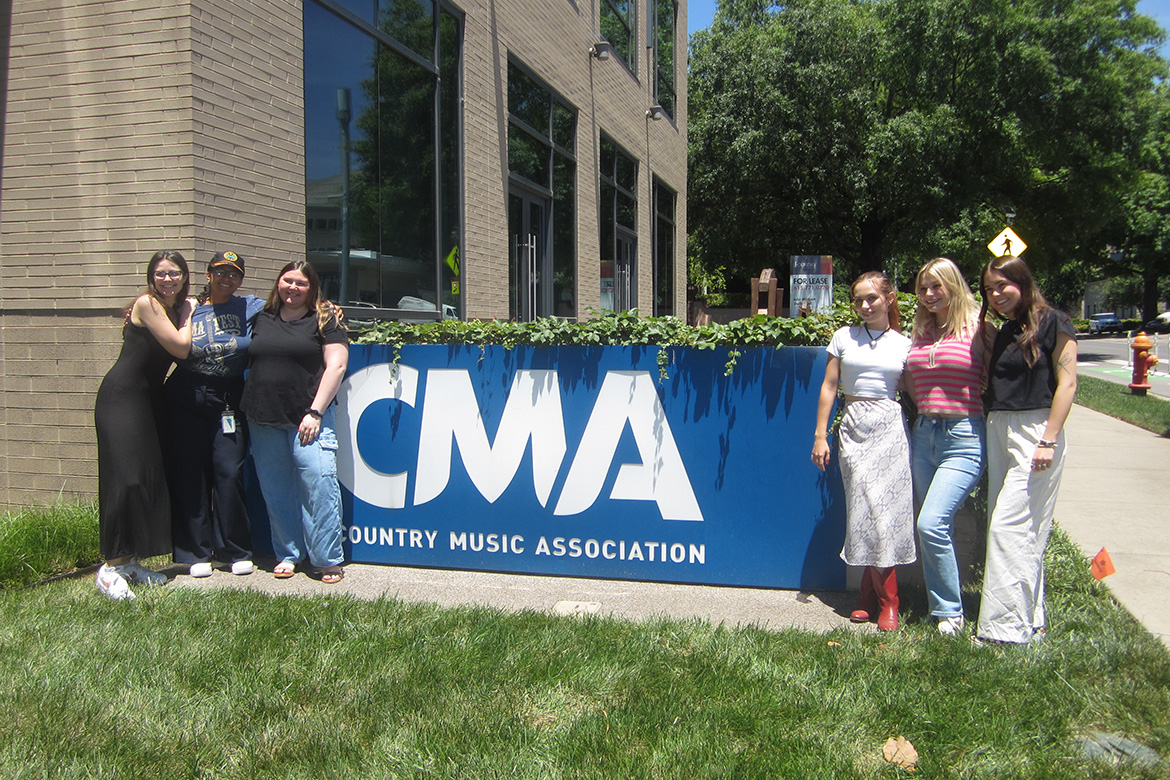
{"left": 167, "top": 404, "right": 1170, "bottom": 647}
{"left": 1054, "top": 404, "right": 1170, "bottom": 648}
{"left": 166, "top": 555, "right": 860, "bottom": 634}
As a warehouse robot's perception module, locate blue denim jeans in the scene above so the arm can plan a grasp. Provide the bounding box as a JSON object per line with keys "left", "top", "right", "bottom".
{"left": 911, "top": 415, "right": 986, "bottom": 618}
{"left": 248, "top": 407, "right": 344, "bottom": 569}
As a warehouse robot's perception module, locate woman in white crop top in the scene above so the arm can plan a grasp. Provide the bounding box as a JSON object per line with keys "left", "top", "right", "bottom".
{"left": 812, "top": 271, "right": 916, "bottom": 631}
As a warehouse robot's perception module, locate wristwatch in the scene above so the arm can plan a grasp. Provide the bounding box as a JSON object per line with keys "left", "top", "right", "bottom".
{"left": 306, "top": 408, "right": 323, "bottom": 420}
{"left": 1037, "top": 439, "right": 1058, "bottom": 449}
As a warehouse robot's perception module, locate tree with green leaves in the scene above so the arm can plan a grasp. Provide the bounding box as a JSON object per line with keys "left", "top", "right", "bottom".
{"left": 688, "top": 0, "right": 1165, "bottom": 291}
{"left": 1112, "top": 84, "right": 1170, "bottom": 322}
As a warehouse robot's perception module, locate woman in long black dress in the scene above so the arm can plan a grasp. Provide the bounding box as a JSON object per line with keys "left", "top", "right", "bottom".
{"left": 94, "top": 250, "right": 195, "bottom": 600}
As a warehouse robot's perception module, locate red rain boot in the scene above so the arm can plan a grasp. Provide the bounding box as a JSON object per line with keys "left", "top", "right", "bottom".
{"left": 850, "top": 566, "right": 878, "bottom": 623}
{"left": 872, "top": 566, "right": 900, "bottom": 632}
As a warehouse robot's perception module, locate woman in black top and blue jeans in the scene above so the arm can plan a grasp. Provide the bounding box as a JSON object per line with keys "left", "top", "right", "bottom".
{"left": 241, "top": 260, "right": 349, "bottom": 583}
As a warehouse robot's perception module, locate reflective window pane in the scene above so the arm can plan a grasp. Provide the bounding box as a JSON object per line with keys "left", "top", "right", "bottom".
{"left": 306, "top": 0, "right": 457, "bottom": 315}
{"left": 508, "top": 63, "right": 551, "bottom": 139}
{"left": 508, "top": 127, "right": 549, "bottom": 187}
{"left": 617, "top": 192, "right": 636, "bottom": 230}
{"left": 552, "top": 102, "right": 575, "bottom": 152}
{"left": 654, "top": 181, "right": 676, "bottom": 316}
{"left": 616, "top": 153, "right": 637, "bottom": 193}
{"left": 330, "top": 0, "right": 377, "bottom": 26}
{"left": 600, "top": 138, "right": 615, "bottom": 178}
{"left": 552, "top": 155, "right": 576, "bottom": 316}
{"left": 600, "top": 0, "right": 633, "bottom": 72}
{"left": 379, "top": 0, "right": 435, "bottom": 62}
{"left": 305, "top": 2, "right": 378, "bottom": 302}
{"left": 439, "top": 10, "right": 461, "bottom": 317}
{"left": 654, "top": 0, "right": 676, "bottom": 118}
{"left": 368, "top": 45, "right": 436, "bottom": 308}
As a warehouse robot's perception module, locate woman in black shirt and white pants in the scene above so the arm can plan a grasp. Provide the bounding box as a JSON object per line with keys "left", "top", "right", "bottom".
{"left": 977, "top": 255, "right": 1077, "bottom": 645}
{"left": 241, "top": 260, "right": 349, "bottom": 583}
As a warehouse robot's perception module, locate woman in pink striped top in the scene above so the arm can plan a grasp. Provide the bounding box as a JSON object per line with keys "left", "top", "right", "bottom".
{"left": 905, "top": 258, "right": 996, "bottom": 636}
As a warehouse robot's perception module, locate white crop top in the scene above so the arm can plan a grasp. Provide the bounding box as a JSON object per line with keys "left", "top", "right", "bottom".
{"left": 827, "top": 325, "right": 911, "bottom": 399}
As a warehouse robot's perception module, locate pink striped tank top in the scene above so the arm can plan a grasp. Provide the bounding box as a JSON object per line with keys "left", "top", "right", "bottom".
{"left": 906, "top": 327, "right": 984, "bottom": 417}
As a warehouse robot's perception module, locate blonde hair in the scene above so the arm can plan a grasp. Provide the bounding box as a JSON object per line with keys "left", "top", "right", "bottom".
{"left": 912, "top": 257, "right": 980, "bottom": 341}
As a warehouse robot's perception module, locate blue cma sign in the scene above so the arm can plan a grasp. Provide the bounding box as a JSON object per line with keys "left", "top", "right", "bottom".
{"left": 336, "top": 345, "right": 846, "bottom": 590}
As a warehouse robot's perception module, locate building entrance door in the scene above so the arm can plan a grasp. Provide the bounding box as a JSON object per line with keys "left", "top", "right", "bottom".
{"left": 604, "top": 230, "right": 636, "bottom": 312}
{"left": 509, "top": 189, "right": 551, "bottom": 321}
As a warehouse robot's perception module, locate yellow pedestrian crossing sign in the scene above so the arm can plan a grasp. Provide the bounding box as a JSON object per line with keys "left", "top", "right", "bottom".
{"left": 988, "top": 227, "right": 1026, "bottom": 257}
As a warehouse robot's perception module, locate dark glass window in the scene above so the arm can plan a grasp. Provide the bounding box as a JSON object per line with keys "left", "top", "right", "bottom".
{"left": 439, "top": 10, "right": 460, "bottom": 310}
{"left": 653, "top": 0, "right": 676, "bottom": 118}
{"left": 552, "top": 154, "right": 576, "bottom": 317}
{"left": 653, "top": 179, "right": 676, "bottom": 317}
{"left": 599, "top": 135, "right": 637, "bottom": 313}
{"left": 380, "top": 0, "right": 435, "bottom": 62}
{"left": 507, "top": 60, "right": 577, "bottom": 318}
{"left": 601, "top": 0, "right": 635, "bottom": 74}
{"left": 508, "top": 65, "right": 551, "bottom": 135}
{"left": 305, "top": 0, "right": 462, "bottom": 318}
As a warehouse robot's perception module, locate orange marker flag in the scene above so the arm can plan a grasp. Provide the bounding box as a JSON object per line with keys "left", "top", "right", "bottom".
{"left": 1091, "top": 547, "right": 1116, "bottom": 580}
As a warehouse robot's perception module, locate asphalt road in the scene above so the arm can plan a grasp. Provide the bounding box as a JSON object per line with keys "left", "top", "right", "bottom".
{"left": 1075, "top": 332, "right": 1170, "bottom": 400}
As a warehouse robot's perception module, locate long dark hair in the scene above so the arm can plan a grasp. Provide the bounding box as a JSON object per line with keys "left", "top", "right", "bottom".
{"left": 979, "top": 255, "right": 1050, "bottom": 366}
{"left": 851, "top": 270, "right": 901, "bottom": 332}
{"left": 264, "top": 259, "right": 344, "bottom": 330}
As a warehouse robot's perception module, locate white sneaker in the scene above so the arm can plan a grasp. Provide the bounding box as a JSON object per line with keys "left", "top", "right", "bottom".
{"left": 189, "top": 562, "right": 213, "bottom": 578}
{"left": 230, "top": 560, "right": 255, "bottom": 576}
{"left": 96, "top": 564, "right": 136, "bottom": 601}
{"left": 938, "top": 616, "right": 965, "bottom": 636}
{"left": 121, "top": 559, "right": 167, "bottom": 587}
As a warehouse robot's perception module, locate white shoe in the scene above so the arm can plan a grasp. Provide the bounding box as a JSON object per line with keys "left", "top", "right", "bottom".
{"left": 96, "top": 564, "right": 136, "bottom": 601}
{"left": 189, "top": 562, "right": 213, "bottom": 578}
{"left": 121, "top": 559, "right": 167, "bottom": 587}
{"left": 938, "top": 616, "right": 965, "bottom": 636}
{"left": 230, "top": 560, "right": 255, "bottom": 576}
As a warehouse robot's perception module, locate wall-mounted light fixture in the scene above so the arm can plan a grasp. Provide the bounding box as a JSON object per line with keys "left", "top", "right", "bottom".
{"left": 646, "top": 105, "right": 667, "bottom": 121}
{"left": 589, "top": 42, "right": 614, "bottom": 60}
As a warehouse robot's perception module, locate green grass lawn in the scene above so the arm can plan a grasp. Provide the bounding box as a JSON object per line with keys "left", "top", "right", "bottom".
{"left": 1, "top": 530, "right": 1168, "bottom": 778}
{"left": 1075, "top": 374, "right": 1170, "bottom": 437}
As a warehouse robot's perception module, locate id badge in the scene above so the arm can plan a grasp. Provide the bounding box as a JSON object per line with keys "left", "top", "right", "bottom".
{"left": 221, "top": 411, "right": 237, "bottom": 434}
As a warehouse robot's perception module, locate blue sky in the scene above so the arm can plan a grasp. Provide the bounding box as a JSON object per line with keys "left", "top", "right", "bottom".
{"left": 688, "top": 0, "right": 1170, "bottom": 45}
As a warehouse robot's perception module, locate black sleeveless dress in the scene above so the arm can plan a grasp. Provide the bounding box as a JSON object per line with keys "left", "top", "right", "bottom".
{"left": 94, "top": 321, "right": 175, "bottom": 559}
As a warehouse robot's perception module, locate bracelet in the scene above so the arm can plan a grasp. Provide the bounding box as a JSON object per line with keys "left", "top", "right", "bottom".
{"left": 1037, "top": 439, "right": 1058, "bottom": 449}
{"left": 306, "top": 408, "right": 323, "bottom": 420}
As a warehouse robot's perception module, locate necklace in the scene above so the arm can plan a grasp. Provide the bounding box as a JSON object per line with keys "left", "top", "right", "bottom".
{"left": 927, "top": 326, "right": 943, "bottom": 368}
{"left": 863, "top": 324, "right": 889, "bottom": 347}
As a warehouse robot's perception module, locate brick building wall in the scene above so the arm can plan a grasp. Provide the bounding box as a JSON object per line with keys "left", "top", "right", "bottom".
{"left": 0, "top": 0, "right": 303, "bottom": 506}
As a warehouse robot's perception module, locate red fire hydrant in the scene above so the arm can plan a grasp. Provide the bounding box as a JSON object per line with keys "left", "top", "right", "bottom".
{"left": 1130, "top": 331, "right": 1158, "bottom": 396}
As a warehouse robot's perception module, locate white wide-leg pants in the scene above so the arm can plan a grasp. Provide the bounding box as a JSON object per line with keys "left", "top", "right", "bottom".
{"left": 977, "top": 410, "right": 1065, "bottom": 644}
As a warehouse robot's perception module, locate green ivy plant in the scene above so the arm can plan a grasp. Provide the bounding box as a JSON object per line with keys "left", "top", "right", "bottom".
{"left": 351, "top": 308, "right": 888, "bottom": 380}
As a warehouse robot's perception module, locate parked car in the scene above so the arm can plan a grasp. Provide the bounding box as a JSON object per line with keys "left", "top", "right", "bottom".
{"left": 1088, "top": 312, "right": 1122, "bottom": 334}
{"left": 1138, "top": 312, "right": 1170, "bottom": 334}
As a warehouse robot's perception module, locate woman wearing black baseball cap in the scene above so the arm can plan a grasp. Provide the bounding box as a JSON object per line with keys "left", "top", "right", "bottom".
{"left": 162, "top": 251, "right": 264, "bottom": 578}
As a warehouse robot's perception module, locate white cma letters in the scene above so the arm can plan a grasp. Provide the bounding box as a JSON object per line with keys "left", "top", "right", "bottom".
{"left": 552, "top": 371, "right": 703, "bottom": 521}
{"left": 414, "top": 369, "right": 566, "bottom": 507}
{"left": 335, "top": 364, "right": 702, "bottom": 521}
